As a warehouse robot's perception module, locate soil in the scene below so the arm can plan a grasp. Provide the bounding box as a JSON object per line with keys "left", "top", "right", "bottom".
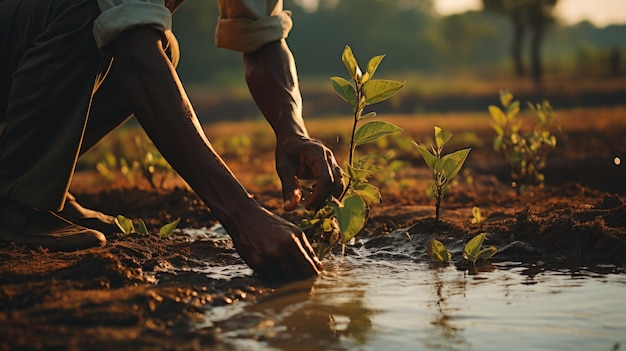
{"left": 1, "top": 104, "right": 625, "bottom": 350}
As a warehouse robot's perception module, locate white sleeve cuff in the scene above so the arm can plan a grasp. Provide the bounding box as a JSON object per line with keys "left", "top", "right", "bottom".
{"left": 93, "top": 2, "right": 172, "bottom": 50}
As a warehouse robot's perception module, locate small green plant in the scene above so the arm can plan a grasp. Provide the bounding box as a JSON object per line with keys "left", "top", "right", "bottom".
{"left": 430, "top": 239, "right": 452, "bottom": 264}
{"left": 414, "top": 126, "right": 471, "bottom": 226}
{"left": 430, "top": 233, "right": 497, "bottom": 265}
{"left": 470, "top": 206, "right": 483, "bottom": 224}
{"left": 462, "top": 233, "right": 497, "bottom": 265}
{"left": 301, "top": 45, "right": 405, "bottom": 258}
{"left": 96, "top": 135, "right": 180, "bottom": 190}
{"left": 115, "top": 215, "right": 180, "bottom": 237}
{"left": 489, "top": 90, "right": 560, "bottom": 194}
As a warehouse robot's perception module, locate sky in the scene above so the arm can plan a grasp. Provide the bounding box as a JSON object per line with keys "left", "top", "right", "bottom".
{"left": 435, "top": 0, "right": 626, "bottom": 27}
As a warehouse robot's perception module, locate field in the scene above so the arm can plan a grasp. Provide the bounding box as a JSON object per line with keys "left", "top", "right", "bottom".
{"left": 1, "top": 82, "right": 626, "bottom": 349}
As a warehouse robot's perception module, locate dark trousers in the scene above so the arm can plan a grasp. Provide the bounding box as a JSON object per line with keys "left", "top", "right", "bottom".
{"left": 0, "top": 0, "right": 134, "bottom": 211}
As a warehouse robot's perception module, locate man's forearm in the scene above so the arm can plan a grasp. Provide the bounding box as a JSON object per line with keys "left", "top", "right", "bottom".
{"left": 109, "top": 26, "right": 254, "bottom": 218}
{"left": 243, "top": 40, "right": 309, "bottom": 143}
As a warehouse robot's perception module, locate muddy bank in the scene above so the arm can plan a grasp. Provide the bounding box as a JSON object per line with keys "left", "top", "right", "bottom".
{"left": 2, "top": 104, "right": 626, "bottom": 350}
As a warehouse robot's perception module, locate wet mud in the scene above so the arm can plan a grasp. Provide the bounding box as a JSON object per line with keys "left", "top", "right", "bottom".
{"left": 1, "top": 108, "right": 625, "bottom": 350}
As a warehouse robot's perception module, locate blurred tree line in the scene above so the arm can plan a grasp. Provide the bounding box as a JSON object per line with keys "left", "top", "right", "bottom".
{"left": 172, "top": 0, "right": 626, "bottom": 87}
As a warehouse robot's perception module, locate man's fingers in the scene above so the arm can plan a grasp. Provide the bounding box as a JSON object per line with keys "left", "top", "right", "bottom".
{"left": 277, "top": 158, "right": 302, "bottom": 211}
{"left": 298, "top": 231, "right": 323, "bottom": 271}
{"left": 283, "top": 187, "right": 302, "bottom": 212}
{"left": 255, "top": 237, "right": 320, "bottom": 282}
{"left": 304, "top": 150, "right": 343, "bottom": 211}
{"left": 285, "top": 234, "right": 321, "bottom": 277}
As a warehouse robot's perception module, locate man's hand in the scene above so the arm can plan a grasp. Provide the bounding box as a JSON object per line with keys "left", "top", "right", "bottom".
{"left": 224, "top": 205, "right": 323, "bottom": 281}
{"left": 276, "top": 136, "right": 344, "bottom": 211}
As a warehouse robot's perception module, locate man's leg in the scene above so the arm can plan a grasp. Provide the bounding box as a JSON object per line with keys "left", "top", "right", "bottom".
{"left": 57, "top": 31, "right": 182, "bottom": 235}
{"left": 0, "top": 0, "right": 107, "bottom": 250}
{"left": 0, "top": 0, "right": 104, "bottom": 211}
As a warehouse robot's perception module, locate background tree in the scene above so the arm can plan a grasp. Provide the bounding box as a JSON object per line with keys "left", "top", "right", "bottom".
{"left": 168, "top": 0, "right": 625, "bottom": 92}
{"left": 482, "top": 0, "right": 558, "bottom": 83}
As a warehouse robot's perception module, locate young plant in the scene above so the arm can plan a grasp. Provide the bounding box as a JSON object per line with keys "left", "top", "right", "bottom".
{"left": 462, "top": 233, "right": 497, "bottom": 265}
{"left": 429, "top": 233, "right": 497, "bottom": 265}
{"left": 115, "top": 215, "right": 180, "bottom": 238}
{"left": 430, "top": 239, "right": 452, "bottom": 264}
{"left": 470, "top": 206, "right": 483, "bottom": 224}
{"left": 95, "top": 135, "right": 180, "bottom": 190}
{"left": 414, "top": 126, "right": 470, "bottom": 226}
{"left": 301, "top": 45, "right": 404, "bottom": 258}
{"left": 489, "top": 90, "right": 560, "bottom": 194}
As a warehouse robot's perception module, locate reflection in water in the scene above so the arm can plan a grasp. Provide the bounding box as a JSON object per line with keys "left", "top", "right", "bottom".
{"left": 194, "top": 231, "right": 626, "bottom": 351}
{"left": 209, "top": 263, "right": 376, "bottom": 351}
{"left": 426, "top": 266, "right": 469, "bottom": 350}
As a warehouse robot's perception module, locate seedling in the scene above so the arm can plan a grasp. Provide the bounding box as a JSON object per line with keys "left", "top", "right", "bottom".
{"left": 414, "top": 126, "right": 470, "bottom": 226}
{"left": 470, "top": 206, "right": 483, "bottom": 224}
{"left": 430, "top": 233, "right": 497, "bottom": 265}
{"left": 301, "top": 45, "right": 404, "bottom": 258}
{"left": 96, "top": 135, "right": 180, "bottom": 190}
{"left": 115, "top": 215, "right": 180, "bottom": 237}
{"left": 463, "top": 233, "right": 497, "bottom": 265}
{"left": 430, "top": 239, "right": 452, "bottom": 264}
{"left": 489, "top": 90, "right": 560, "bottom": 194}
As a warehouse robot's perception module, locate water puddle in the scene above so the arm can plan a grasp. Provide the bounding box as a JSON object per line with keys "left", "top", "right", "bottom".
{"left": 184, "top": 227, "right": 626, "bottom": 351}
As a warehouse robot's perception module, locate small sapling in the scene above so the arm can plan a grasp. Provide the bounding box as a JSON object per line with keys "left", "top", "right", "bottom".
{"left": 489, "top": 90, "right": 560, "bottom": 194}
{"left": 115, "top": 215, "right": 180, "bottom": 237}
{"left": 302, "top": 45, "right": 405, "bottom": 258}
{"left": 414, "top": 126, "right": 470, "bottom": 226}
{"left": 462, "top": 233, "right": 497, "bottom": 265}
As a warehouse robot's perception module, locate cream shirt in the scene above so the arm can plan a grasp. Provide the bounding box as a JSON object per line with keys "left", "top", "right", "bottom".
{"left": 93, "top": 0, "right": 293, "bottom": 53}
{"left": 93, "top": 0, "right": 172, "bottom": 50}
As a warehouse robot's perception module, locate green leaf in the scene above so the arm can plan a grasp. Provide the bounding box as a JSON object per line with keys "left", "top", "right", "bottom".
{"left": 491, "top": 123, "right": 504, "bottom": 137}
{"left": 330, "top": 77, "right": 358, "bottom": 111}
{"left": 354, "top": 121, "right": 403, "bottom": 147}
{"left": 366, "top": 55, "right": 386, "bottom": 78}
{"left": 463, "top": 233, "right": 487, "bottom": 263}
{"left": 137, "top": 218, "right": 149, "bottom": 234}
{"left": 507, "top": 100, "right": 520, "bottom": 118}
{"left": 434, "top": 126, "right": 452, "bottom": 151}
{"left": 362, "top": 79, "right": 404, "bottom": 105}
{"left": 489, "top": 105, "right": 506, "bottom": 126}
{"left": 115, "top": 215, "right": 135, "bottom": 235}
{"left": 493, "top": 136, "right": 503, "bottom": 151}
{"left": 431, "top": 240, "right": 451, "bottom": 263}
{"left": 436, "top": 148, "right": 471, "bottom": 180}
{"left": 471, "top": 206, "right": 483, "bottom": 224}
{"left": 334, "top": 195, "right": 367, "bottom": 243}
{"left": 321, "top": 218, "right": 335, "bottom": 232}
{"left": 477, "top": 246, "right": 498, "bottom": 261}
{"left": 358, "top": 111, "right": 376, "bottom": 121}
{"left": 359, "top": 71, "right": 371, "bottom": 84}
{"left": 414, "top": 142, "right": 438, "bottom": 169}
{"left": 341, "top": 45, "right": 359, "bottom": 81}
{"left": 499, "top": 90, "right": 513, "bottom": 107}
{"left": 300, "top": 218, "right": 319, "bottom": 230}
{"left": 159, "top": 218, "right": 180, "bottom": 237}
{"left": 347, "top": 164, "right": 373, "bottom": 182}
{"left": 353, "top": 182, "right": 382, "bottom": 204}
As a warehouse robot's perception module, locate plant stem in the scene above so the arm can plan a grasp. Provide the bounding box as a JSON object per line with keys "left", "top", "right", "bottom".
{"left": 435, "top": 187, "right": 441, "bottom": 226}
{"left": 340, "top": 83, "right": 363, "bottom": 202}
{"left": 348, "top": 109, "right": 358, "bottom": 168}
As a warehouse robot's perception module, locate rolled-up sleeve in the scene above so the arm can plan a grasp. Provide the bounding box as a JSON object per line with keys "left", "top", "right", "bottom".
{"left": 216, "top": 0, "right": 293, "bottom": 53}
{"left": 94, "top": 0, "right": 172, "bottom": 50}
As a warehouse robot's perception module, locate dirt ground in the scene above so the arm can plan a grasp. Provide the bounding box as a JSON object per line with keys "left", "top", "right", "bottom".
{"left": 1, "top": 104, "right": 625, "bottom": 350}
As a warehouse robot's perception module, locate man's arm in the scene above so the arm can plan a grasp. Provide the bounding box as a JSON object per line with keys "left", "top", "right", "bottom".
{"left": 243, "top": 40, "right": 344, "bottom": 211}
{"left": 107, "top": 26, "right": 321, "bottom": 281}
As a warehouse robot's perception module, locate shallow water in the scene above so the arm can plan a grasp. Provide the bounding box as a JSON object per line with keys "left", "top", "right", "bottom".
{"left": 186, "top": 227, "right": 626, "bottom": 351}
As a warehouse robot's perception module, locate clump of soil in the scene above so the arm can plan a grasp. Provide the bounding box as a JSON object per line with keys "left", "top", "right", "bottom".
{"left": 1, "top": 106, "right": 625, "bottom": 350}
